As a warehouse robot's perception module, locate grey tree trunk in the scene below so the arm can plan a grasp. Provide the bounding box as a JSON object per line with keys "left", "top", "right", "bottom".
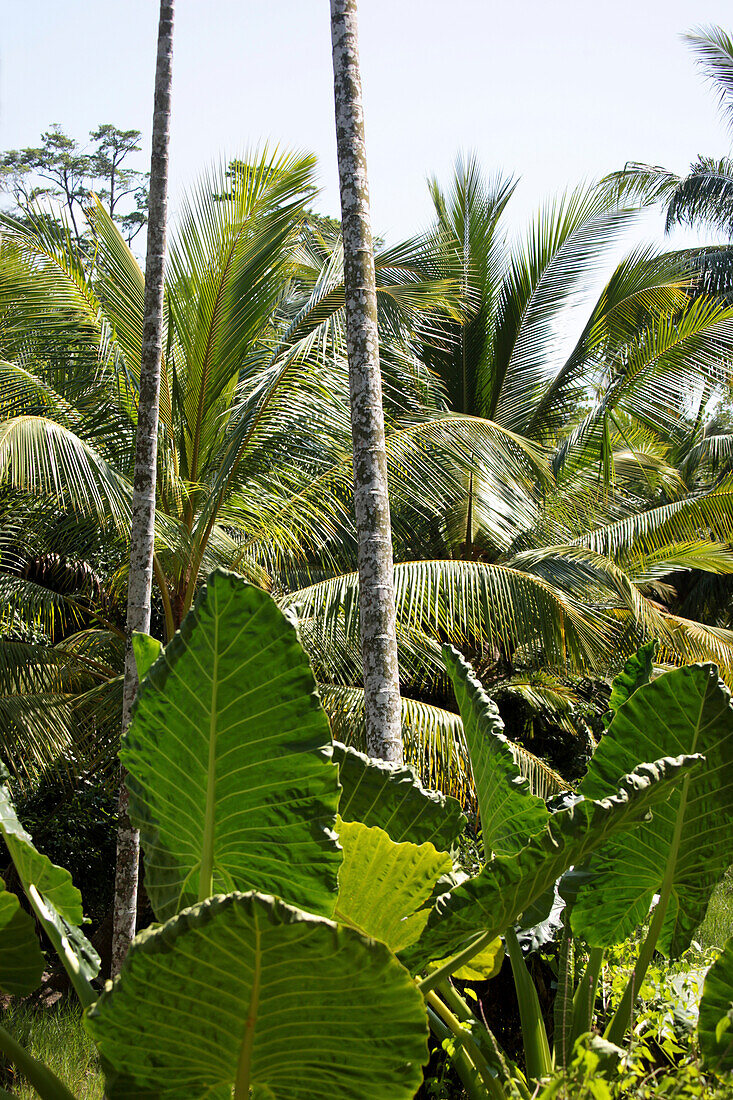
{"left": 330, "top": 0, "right": 402, "bottom": 763}
{"left": 111, "top": 0, "right": 174, "bottom": 976}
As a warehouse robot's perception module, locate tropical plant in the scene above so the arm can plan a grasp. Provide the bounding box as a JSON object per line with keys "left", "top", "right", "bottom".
{"left": 419, "top": 641, "right": 733, "bottom": 1098}
{"left": 7, "top": 148, "right": 733, "bottom": 807}
{"left": 0, "top": 123, "right": 149, "bottom": 246}
{"left": 0, "top": 571, "right": 711, "bottom": 1098}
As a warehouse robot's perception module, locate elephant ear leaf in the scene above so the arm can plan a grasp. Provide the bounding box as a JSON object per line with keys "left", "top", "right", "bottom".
{"left": 572, "top": 664, "right": 733, "bottom": 956}
{"left": 0, "top": 878, "right": 45, "bottom": 995}
{"left": 698, "top": 936, "right": 733, "bottom": 1072}
{"left": 443, "top": 645, "right": 548, "bottom": 858}
{"left": 604, "top": 640, "right": 657, "bottom": 726}
{"left": 0, "top": 783, "right": 99, "bottom": 1005}
{"left": 335, "top": 818, "right": 452, "bottom": 952}
{"left": 334, "top": 741, "right": 465, "bottom": 848}
{"left": 122, "top": 569, "right": 341, "bottom": 922}
{"left": 87, "top": 892, "right": 428, "bottom": 1100}
{"left": 402, "top": 754, "right": 698, "bottom": 974}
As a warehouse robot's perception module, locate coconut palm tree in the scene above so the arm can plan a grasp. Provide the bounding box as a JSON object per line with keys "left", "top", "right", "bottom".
{"left": 113, "top": 0, "right": 175, "bottom": 972}
{"left": 331, "top": 0, "right": 402, "bottom": 763}
{"left": 6, "top": 154, "right": 733, "bottom": 805}
{"left": 604, "top": 26, "right": 733, "bottom": 294}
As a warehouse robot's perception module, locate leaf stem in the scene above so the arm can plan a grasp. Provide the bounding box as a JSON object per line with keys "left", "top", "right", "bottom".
{"left": 198, "top": 603, "right": 219, "bottom": 903}
{"left": 417, "top": 930, "right": 499, "bottom": 995}
{"left": 604, "top": 773, "right": 691, "bottom": 1046}
{"left": 426, "top": 990, "right": 507, "bottom": 1100}
{"left": 505, "top": 927, "right": 552, "bottom": 1082}
{"left": 426, "top": 1005, "right": 486, "bottom": 1100}
{"left": 26, "top": 885, "right": 96, "bottom": 1010}
{"left": 571, "top": 945, "right": 604, "bottom": 1046}
{"left": 234, "top": 923, "right": 261, "bottom": 1098}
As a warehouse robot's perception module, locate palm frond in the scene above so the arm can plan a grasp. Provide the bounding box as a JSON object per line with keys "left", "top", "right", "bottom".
{"left": 319, "top": 683, "right": 570, "bottom": 806}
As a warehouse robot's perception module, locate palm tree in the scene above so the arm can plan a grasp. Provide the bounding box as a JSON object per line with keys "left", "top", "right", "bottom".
{"left": 605, "top": 26, "right": 733, "bottom": 293}
{"left": 330, "top": 0, "right": 402, "bottom": 762}
{"left": 6, "top": 154, "right": 733, "bottom": 806}
{"left": 113, "top": 0, "right": 175, "bottom": 974}
{"left": 0, "top": 146, "right": 470, "bottom": 777}
{"left": 266, "top": 158, "right": 733, "bottom": 792}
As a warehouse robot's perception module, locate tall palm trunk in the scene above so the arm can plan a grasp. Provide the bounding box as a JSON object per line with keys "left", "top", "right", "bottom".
{"left": 111, "top": 0, "right": 175, "bottom": 975}
{"left": 330, "top": 0, "right": 402, "bottom": 763}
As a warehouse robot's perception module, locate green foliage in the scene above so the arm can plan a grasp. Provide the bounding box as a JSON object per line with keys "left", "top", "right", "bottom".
{"left": 0, "top": 1001, "right": 102, "bottom": 1100}
{"left": 0, "top": 878, "right": 44, "bottom": 994}
{"left": 0, "top": 590, "right": 726, "bottom": 1100}
{"left": 0, "top": 123, "right": 148, "bottom": 244}
{"left": 122, "top": 570, "right": 341, "bottom": 921}
{"left": 14, "top": 777, "right": 117, "bottom": 926}
{"left": 605, "top": 641, "right": 656, "bottom": 725}
{"left": 403, "top": 753, "right": 697, "bottom": 974}
{"left": 443, "top": 644, "right": 549, "bottom": 858}
{"left": 87, "top": 892, "right": 429, "bottom": 1100}
{"left": 572, "top": 664, "right": 733, "bottom": 955}
{"left": 334, "top": 818, "right": 452, "bottom": 951}
{"left": 698, "top": 937, "right": 733, "bottom": 1071}
{"left": 333, "top": 740, "right": 466, "bottom": 848}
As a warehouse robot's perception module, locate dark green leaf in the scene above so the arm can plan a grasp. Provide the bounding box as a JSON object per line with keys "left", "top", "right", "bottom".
{"left": 334, "top": 740, "right": 465, "bottom": 848}
{"left": 572, "top": 664, "right": 733, "bottom": 954}
{"left": 443, "top": 644, "right": 549, "bottom": 857}
{"left": 123, "top": 570, "right": 341, "bottom": 921}
{"left": 87, "top": 891, "right": 429, "bottom": 1100}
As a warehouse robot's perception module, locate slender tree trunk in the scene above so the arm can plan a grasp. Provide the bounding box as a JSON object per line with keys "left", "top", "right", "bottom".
{"left": 330, "top": 0, "right": 402, "bottom": 763}
{"left": 111, "top": 0, "right": 174, "bottom": 976}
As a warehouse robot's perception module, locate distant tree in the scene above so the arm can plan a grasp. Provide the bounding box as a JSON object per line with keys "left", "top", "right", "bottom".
{"left": 89, "top": 125, "right": 149, "bottom": 243}
{"left": 0, "top": 123, "right": 149, "bottom": 245}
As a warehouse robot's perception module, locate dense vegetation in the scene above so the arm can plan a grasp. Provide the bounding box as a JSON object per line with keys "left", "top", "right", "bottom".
{"left": 4, "top": 16, "right": 733, "bottom": 1100}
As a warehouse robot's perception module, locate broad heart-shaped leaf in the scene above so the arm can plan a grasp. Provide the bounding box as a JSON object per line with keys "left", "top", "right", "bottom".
{"left": 335, "top": 818, "right": 452, "bottom": 952}
{"left": 0, "top": 782, "right": 99, "bottom": 1004}
{"left": 334, "top": 741, "right": 466, "bottom": 848}
{"left": 698, "top": 936, "right": 733, "bottom": 1071}
{"left": 571, "top": 664, "right": 733, "bottom": 956}
{"left": 604, "top": 640, "right": 657, "bottom": 727}
{"left": 123, "top": 570, "right": 341, "bottom": 921}
{"left": 443, "top": 645, "right": 548, "bottom": 858}
{"left": 87, "top": 892, "right": 429, "bottom": 1100}
{"left": 0, "top": 878, "right": 44, "bottom": 995}
{"left": 400, "top": 755, "right": 698, "bottom": 973}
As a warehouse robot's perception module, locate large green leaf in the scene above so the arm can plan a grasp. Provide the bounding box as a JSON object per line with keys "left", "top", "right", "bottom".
{"left": 604, "top": 640, "right": 657, "bottom": 726}
{"left": 335, "top": 818, "right": 452, "bottom": 952}
{"left": 401, "top": 754, "right": 698, "bottom": 973}
{"left": 571, "top": 664, "right": 733, "bottom": 955}
{"left": 0, "top": 878, "right": 44, "bottom": 995}
{"left": 0, "top": 779, "right": 99, "bottom": 1005}
{"left": 87, "top": 891, "right": 429, "bottom": 1100}
{"left": 443, "top": 645, "right": 548, "bottom": 857}
{"left": 698, "top": 936, "right": 733, "bottom": 1071}
{"left": 333, "top": 741, "right": 465, "bottom": 848}
{"left": 123, "top": 570, "right": 341, "bottom": 922}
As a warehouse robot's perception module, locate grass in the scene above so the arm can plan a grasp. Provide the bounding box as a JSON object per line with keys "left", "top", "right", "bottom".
{"left": 0, "top": 999, "right": 103, "bottom": 1100}
{"left": 697, "top": 866, "right": 733, "bottom": 953}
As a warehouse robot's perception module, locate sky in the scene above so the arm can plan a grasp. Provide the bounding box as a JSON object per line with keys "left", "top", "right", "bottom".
{"left": 1, "top": 0, "right": 733, "bottom": 245}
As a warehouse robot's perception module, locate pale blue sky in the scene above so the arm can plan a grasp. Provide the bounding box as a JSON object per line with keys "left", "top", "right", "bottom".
{"left": 1, "top": 0, "right": 733, "bottom": 243}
